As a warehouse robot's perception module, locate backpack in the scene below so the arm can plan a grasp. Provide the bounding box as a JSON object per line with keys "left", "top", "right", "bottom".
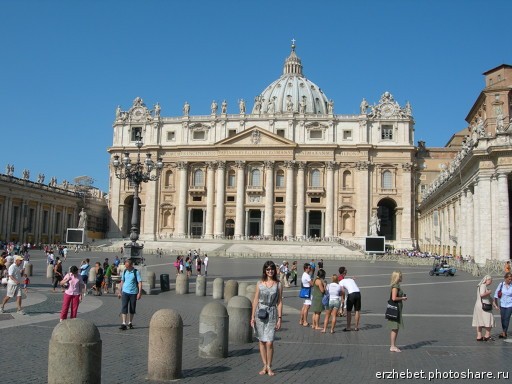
{"left": 123, "top": 268, "right": 139, "bottom": 286}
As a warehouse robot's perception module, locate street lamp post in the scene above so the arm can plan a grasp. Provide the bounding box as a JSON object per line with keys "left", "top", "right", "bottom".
{"left": 112, "top": 135, "right": 163, "bottom": 264}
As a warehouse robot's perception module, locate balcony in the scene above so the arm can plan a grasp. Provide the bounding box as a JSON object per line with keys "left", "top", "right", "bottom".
{"left": 306, "top": 186, "right": 325, "bottom": 196}
{"left": 189, "top": 185, "right": 206, "bottom": 195}
{"left": 378, "top": 188, "right": 397, "bottom": 195}
{"left": 247, "top": 185, "right": 264, "bottom": 194}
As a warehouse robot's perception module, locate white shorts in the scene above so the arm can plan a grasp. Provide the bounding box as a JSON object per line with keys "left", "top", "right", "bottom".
{"left": 304, "top": 299, "right": 312, "bottom": 306}
{"left": 6, "top": 283, "right": 21, "bottom": 298}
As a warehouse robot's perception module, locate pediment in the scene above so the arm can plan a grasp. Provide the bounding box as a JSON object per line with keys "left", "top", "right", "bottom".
{"left": 216, "top": 127, "right": 296, "bottom": 147}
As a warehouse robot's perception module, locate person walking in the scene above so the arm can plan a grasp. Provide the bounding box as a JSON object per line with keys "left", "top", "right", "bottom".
{"left": 203, "top": 254, "right": 209, "bottom": 275}
{"left": 472, "top": 275, "right": 496, "bottom": 341}
{"left": 117, "top": 259, "right": 142, "bottom": 330}
{"left": 388, "top": 270, "right": 407, "bottom": 352}
{"left": 250, "top": 261, "right": 283, "bottom": 377}
{"left": 494, "top": 272, "right": 512, "bottom": 339}
{"left": 59, "top": 266, "right": 85, "bottom": 321}
{"left": 0, "top": 256, "right": 26, "bottom": 314}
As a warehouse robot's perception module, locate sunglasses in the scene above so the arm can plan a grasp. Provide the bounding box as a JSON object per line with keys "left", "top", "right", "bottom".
{"left": 265, "top": 268, "right": 275, "bottom": 272}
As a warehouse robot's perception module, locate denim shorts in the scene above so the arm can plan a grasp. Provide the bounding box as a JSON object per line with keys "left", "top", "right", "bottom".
{"left": 327, "top": 298, "right": 341, "bottom": 310}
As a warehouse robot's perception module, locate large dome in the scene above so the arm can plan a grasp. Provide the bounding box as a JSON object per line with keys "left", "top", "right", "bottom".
{"left": 252, "top": 43, "right": 331, "bottom": 115}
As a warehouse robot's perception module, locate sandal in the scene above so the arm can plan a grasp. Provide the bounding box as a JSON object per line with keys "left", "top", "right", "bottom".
{"left": 259, "top": 366, "right": 267, "bottom": 375}
{"left": 342, "top": 328, "right": 351, "bottom": 332}
{"left": 267, "top": 367, "right": 275, "bottom": 376}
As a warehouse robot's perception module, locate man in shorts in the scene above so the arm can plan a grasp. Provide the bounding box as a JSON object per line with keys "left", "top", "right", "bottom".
{"left": 117, "top": 259, "right": 142, "bottom": 330}
{"left": 1, "top": 256, "right": 26, "bottom": 314}
{"left": 338, "top": 267, "right": 361, "bottom": 331}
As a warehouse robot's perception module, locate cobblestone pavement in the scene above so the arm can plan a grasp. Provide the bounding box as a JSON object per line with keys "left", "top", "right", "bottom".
{"left": 0, "top": 250, "right": 511, "bottom": 383}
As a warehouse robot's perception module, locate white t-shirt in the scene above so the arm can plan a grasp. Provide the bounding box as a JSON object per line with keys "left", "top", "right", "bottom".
{"left": 328, "top": 282, "right": 342, "bottom": 299}
{"left": 8, "top": 263, "right": 22, "bottom": 284}
{"left": 339, "top": 278, "right": 360, "bottom": 294}
{"left": 301, "top": 272, "right": 312, "bottom": 287}
{"left": 203, "top": 256, "right": 208, "bottom": 266}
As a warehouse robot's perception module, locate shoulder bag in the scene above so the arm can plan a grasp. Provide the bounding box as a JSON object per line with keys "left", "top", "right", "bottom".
{"left": 299, "top": 282, "right": 311, "bottom": 299}
{"left": 480, "top": 286, "right": 492, "bottom": 312}
{"left": 385, "top": 290, "right": 399, "bottom": 321}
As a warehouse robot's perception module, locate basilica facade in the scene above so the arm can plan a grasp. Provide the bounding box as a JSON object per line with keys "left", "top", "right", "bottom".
{"left": 108, "top": 44, "right": 416, "bottom": 248}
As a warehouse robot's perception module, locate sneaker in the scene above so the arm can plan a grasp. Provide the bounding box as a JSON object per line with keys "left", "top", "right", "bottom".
{"left": 128, "top": 323, "right": 134, "bottom": 329}
{"left": 119, "top": 324, "right": 127, "bottom": 331}
{"left": 17, "top": 310, "right": 26, "bottom": 315}
{"left": 0, "top": 308, "right": 4, "bottom": 313}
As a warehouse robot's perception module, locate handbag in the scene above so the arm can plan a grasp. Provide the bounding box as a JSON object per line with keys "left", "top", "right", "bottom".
{"left": 385, "top": 290, "right": 399, "bottom": 321}
{"left": 299, "top": 285, "right": 311, "bottom": 299}
{"left": 498, "top": 283, "right": 503, "bottom": 299}
{"left": 257, "top": 308, "right": 269, "bottom": 320}
{"left": 321, "top": 284, "right": 330, "bottom": 307}
{"left": 480, "top": 287, "right": 492, "bottom": 312}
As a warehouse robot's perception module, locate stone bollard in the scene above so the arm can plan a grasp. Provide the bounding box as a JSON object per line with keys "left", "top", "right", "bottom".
{"left": 175, "top": 274, "right": 189, "bottom": 294}
{"left": 196, "top": 275, "right": 207, "bottom": 296}
{"left": 238, "top": 282, "right": 248, "bottom": 297}
{"left": 224, "top": 280, "right": 238, "bottom": 303}
{"left": 47, "top": 264, "right": 54, "bottom": 279}
{"left": 245, "top": 284, "right": 256, "bottom": 302}
{"left": 212, "top": 278, "right": 224, "bottom": 300}
{"left": 88, "top": 267, "right": 96, "bottom": 285}
{"left": 25, "top": 262, "right": 33, "bottom": 277}
{"left": 148, "top": 309, "right": 183, "bottom": 381}
{"left": 147, "top": 271, "right": 156, "bottom": 290}
{"left": 227, "top": 296, "right": 253, "bottom": 344}
{"left": 199, "top": 302, "right": 229, "bottom": 358}
{"left": 48, "top": 318, "right": 102, "bottom": 384}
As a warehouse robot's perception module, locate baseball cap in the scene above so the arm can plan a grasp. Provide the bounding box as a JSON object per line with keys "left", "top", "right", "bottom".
{"left": 15, "top": 256, "right": 24, "bottom": 262}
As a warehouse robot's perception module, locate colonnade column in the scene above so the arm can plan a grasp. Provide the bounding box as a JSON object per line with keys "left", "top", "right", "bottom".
{"left": 459, "top": 192, "right": 467, "bottom": 257}
{"left": 478, "top": 175, "right": 492, "bottom": 263}
{"left": 295, "top": 162, "right": 306, "bottom": 239}
{"left": 325, "top": 161, "right": 335, "bottom": 239}
{"left": 284, "top": 161, "right": 295, "bottom": 239}
{"left": 491, "top": 175, "right": 499, "bottom": 260}
{"left": 204, "top": 161, "right": 216, "bottom": 239}
{"left": 214, "top": 161, "right": 226, "bottom": 237}
{"left": 401, "top": 163, "right": 412, "bottom": 244}
{"left": 356, "top": 161, "right": 369, "bottom": 237}
{"left": 176, "top": 161, "right": 188, "bottom": 238}
{"left": 466, "top": 188, "right": 474, "bottom": 259}
{"left": 473, "top": 181, "right": 481, "bottom": 262}
{"left": 142, "top": 173, "right": 159, "bottom": 241}
{"left": 498, "top": 173, "right": 510, "bottom": 261}
{"left": 263, "top": 161, "right": 274, "bottom": 238}
{"left": 234, "top": 161, "right": 246, "bottom": 239}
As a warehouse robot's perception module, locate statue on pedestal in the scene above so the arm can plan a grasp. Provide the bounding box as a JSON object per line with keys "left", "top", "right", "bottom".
{"left": 369, "top": 212, "right": 380, "bottom": 236}
{"left": 78, "top": 208, "right": 88, "bottom": 229}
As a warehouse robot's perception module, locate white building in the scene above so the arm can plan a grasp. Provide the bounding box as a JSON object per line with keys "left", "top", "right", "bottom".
{"left": 108, "top": 43, "right": 416, "bottom": 248}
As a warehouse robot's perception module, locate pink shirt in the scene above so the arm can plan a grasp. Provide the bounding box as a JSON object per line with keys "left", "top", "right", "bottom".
{"left": 62, "top": 273, "right": 84, "bottom": 296}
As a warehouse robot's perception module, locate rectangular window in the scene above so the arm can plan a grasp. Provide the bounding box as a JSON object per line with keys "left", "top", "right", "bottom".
{"left": 43, "top": 210, "right": 49, "bottom": 233}
{"left": 311, "top": 197, "right": 321, "bottom": 203}
{"left": 276, "top": 129, "right": 285, "bottom": 137}
{"left": 167, "top": 131, "right": 175, "bottom": 141}
{"left": 193, "top": 131, "right": 206, "bottom": 140}
{"left": 275, "top": 196, "right": 284, "bottom": 203}
{"left": 55, "top": 212, "right": 61, "bottom": 234}
{"left": 381, "top": 125, "right": 393, "bottom": 140}
{"left": 227, "top": 196, "right": 235, "bottom": 202}
{"left": 131, "top": 127, "right": 142, "bottom": 141}
{"left": 228, "top": 129, "right": 237, "bottom": 137}
{"left": 343, "top": 130, "right": 352, "bottom": 140}
{"left": 29, "top": 208, "right": 35, "bottom": 232}
{"left": 192, "top": 196, "right": 202, "bottom": 202}
{"left": 309, "top": 130, "right": 323, "bottom": 139}
{"left": 11, "top": 206, "right": 19, "bottom": 232}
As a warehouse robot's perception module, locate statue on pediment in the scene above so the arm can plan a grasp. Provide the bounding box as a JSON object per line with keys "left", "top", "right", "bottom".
{"left": 154, "top": 103, "right": 161, "bottom": 118}
{"left": 221, "top": 100, "right": 227, "bottom": 114}
{"left": 254, "top": 96, "right": 262, "bottom": 114}
{"left": 327, "top": 99, "right": 334, "bottom": 114}
{"left": 37, "top": 173, "right": 45, "bottom": 183}
{"left": 22, "top": 169, "right": 30, "bottom": 180}
{"left": 183, "top": 101, "right": 190, "bottom": 116}
{"left": 211, "top": 100, "right": 218, "bottom": 115}
{"left": 360, "top": 98, "right": 368, "bottom": 115}
{"left": 238, "top": 99, "right": 246, "bottom": 114}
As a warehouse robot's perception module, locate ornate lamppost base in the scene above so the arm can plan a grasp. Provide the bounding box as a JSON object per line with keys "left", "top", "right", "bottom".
{"left": 123, "top": 242, "right": 144, "bottom": 265}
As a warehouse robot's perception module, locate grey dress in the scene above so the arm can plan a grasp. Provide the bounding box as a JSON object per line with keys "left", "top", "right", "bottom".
{"left": 255, "top": 281, "right": 280, "bottom": 342}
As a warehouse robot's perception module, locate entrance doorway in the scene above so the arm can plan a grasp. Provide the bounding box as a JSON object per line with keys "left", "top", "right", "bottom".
{"left": 225, "top": 219, "right": 235, "bottom": 238}
{"left": 377, "top": 199, "right": 397, "bottom": 240}
{"left": 123, "top": 195, "right": 141, "bottom": 237}
{"left": 274, "top": 220, "right": 284, "bottom": 238}
{"left": 248, "top": 210, "right": 261, "bottom": 237}
{"left": 308, "top": 211, "right": 322, "bottom": 238}
{"left": 190, "top": 209, "right": 203, "bottom": 238}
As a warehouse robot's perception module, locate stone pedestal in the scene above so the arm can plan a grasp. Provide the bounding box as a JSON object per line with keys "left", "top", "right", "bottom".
{"left": 199, "top": 302, "right": 228, "bottom": 358}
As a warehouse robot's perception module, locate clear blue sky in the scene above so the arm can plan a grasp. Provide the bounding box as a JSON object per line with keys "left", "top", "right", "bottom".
{"left": 1, "top": 0, "right": 511, "bottom": 192}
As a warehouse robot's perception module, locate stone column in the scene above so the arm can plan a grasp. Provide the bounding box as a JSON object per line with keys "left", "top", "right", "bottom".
{"left": 356, "top": 161, "right": 369, "bottom": 237}
{"left": 395, "top": 208, "right": 402, "bottom": 246}
{"left": 234, "top": 161, "right": 245, "bottom": 239}
{"left": 214, "top": 161, "right": 226, "bottom": 237}
{"left": 295, "top": 162, "right": 306, "bottom": 239}
{"left": 204, "top": 161, "right": 216, "bottom": 239}
{"left": 325, "top": 161, "right": 335, "bottom": 239}
{"left": 473, "top": 181, "right": 481, "bottom": 262}
{"left": 142, "top": 174, "right": 159, "bottom": 241}
{"left": 263, "top": 161, "right": 274, "bottom": 238}
{"left": 176, "top": 162, "right": 188, "bottom": 238}
{"left": 491, "top": 175, "right": 498, "bottom": 260}
{"left": 459, "top": 192, "right": 466, "bottom": 257}
{"left": 466, "top": 188, "right": 474, "bottom": 259}
{"left": 284, "top": 160, "right": 295, "bottom": 239}
{"left": 399, "top": 163, "right": 412, "bottom": 245}
{"left": 498, "top": 173, "right": 510, "bottom": 261}
{"left": 478, "top": 175, "right": 492, "bottom": 263}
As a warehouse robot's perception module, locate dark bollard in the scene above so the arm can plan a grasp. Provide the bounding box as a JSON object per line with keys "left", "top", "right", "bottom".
{"left": 227, "top": 296, "right": 253, "bottom": 344}
{"left": 148, "top": 309, "right": 183, "bottom": 381}
{"left": 212, "top": 277, "right": 224, "bottom": 300}
{"left": 199, "top": 302, "right": 229, "bottom": 358}
{"left": 160, "top": 274, "right": 170, "bottom": 292}
{"left": 48, "top": 318, "right": 102, "bottom": 384}
{"left": 176, "top": 274, "right": 189, "bottom": 294}
{"left": 224, "top": 280, "right": 238, "bottom": 303}
{"left": 196, "top": 275, "right": 207, "bottom": 296}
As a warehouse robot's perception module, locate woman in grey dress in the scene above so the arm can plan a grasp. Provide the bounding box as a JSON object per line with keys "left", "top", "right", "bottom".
{"left": 250, "top": 261, "right": 283, "bottom": 376}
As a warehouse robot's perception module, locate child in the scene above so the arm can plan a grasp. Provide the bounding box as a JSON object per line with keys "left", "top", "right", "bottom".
{"left": 23, "top": 274, "right": 30, "bottom": 294}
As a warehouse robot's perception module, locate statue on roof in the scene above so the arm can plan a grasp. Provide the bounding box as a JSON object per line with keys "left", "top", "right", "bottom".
{"left": 239, "top": 99, "right": 246, "bottom": 114}
{"left": 183, "top": 101, "right": 190, "bottom": 116}
{"left": 360, "top": 98, "right": 368, "bottom": 115}
{"left": 221, "top": 100, "right": 227, "bottom": 114}
{"left": 211, "top": 100, "right": 218, "bottom": 115}
{"left": 254, "top": 96, "right": 262, "bottom": 114}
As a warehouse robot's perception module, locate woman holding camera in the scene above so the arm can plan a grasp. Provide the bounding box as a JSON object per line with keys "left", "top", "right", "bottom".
{"left": 250, "top": 261, "right": 283, "bottom": 376}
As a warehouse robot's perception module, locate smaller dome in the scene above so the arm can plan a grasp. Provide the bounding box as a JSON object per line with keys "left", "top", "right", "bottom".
{"left": 252, "top": 42, "right": 330, "bottom": 115}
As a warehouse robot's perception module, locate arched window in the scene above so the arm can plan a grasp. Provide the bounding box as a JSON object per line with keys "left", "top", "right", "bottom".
{"left": 227, "top": 170, "right": 236, "bottom": 187}
{"left": 165, "top": 170, "right": 173, "bottom": 187}
{"left": 275, "top": 170, "right": 285, "bottom": 188}
{"left": 311, "top": 169, "right": 321, "bottom": 187}
{"left": 382, "top": 170, "right": 393, "bottom": 189}
{"left": 251, "top": 169, "right": 261, "bottom": 187}
{"left": 342, "top": 170, "right": 352, "bottom": 189}
{"left": 193, "top": 169, "right": 204, "bottom": 186}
